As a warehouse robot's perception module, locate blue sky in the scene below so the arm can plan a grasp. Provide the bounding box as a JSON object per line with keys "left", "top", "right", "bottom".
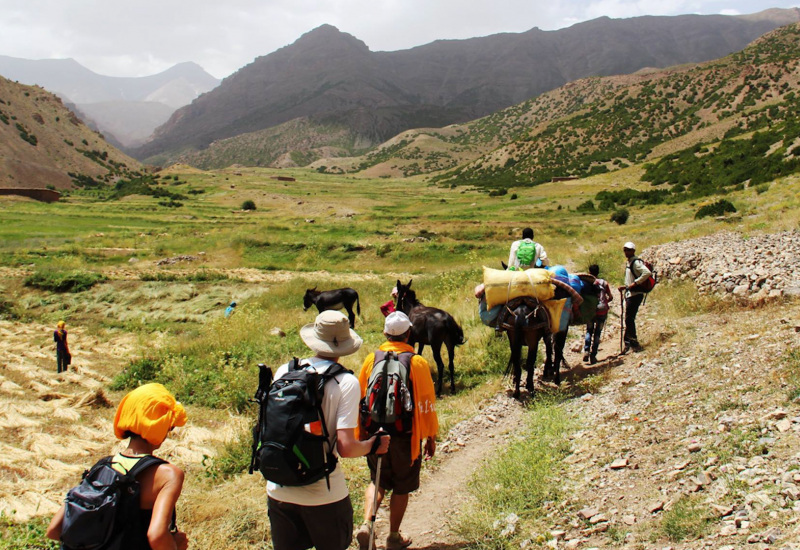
{"left": 0, "top": 0, "right": 797, "bottom": 79}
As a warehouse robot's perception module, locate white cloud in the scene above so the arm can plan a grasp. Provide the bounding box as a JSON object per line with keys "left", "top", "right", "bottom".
{"left": 0, "top": 0, "right": 797, "bottom": 78}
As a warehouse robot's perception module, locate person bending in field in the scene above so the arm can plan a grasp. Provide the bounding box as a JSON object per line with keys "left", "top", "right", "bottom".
{"left": 47, "top": 383, "right": 189, "bottom": 550}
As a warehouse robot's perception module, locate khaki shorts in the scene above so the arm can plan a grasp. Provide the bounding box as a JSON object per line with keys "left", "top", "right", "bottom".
{"left": 366, "top": 435, "right": 421, "bottom": 495}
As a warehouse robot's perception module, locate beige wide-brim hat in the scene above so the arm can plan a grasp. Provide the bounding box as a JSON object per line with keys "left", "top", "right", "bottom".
{"left": 300, "top": 310, "right": 363, "bottom": 358}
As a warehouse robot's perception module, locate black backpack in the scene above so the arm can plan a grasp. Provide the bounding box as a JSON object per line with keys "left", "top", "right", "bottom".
{"left": 360, "top": 351, "right": 414, "bottom": 436}
{"left": 249, "top": 358, "right": 351, "bottom": 488}
{"left": 60, "top": 455, "right": 167, "bottom": 550}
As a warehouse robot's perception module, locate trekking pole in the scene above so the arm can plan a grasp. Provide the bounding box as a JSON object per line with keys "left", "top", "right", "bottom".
{"left": 619, "top": 289, "right": 625, "bottom": 354}
{"left": 367, "top": 455, "right": 383, "bottom": 550}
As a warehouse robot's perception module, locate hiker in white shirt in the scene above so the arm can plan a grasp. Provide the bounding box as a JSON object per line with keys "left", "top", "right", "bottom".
{"left": 508, "top": 228, "right": 549, "bottom": 269}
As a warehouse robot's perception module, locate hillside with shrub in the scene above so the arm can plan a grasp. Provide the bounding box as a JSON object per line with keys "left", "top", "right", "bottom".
{"left": 339, "top": 23, "right": 800, "bottom": 193}
{"left": 0, "top": 76, "right": 142, "bottom": 190}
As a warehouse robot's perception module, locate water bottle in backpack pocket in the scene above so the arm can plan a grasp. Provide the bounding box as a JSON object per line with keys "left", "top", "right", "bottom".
{"left": 361, "top": 351, "right": 414, "bottom": 436}
{"left": 250, "top": 358, "right": 351, "bottom": 488}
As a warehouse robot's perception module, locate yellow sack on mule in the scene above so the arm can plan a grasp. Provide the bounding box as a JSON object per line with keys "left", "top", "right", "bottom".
{"left": 542, "top": 298, "right": 568, "bottom": 334}
{"left": 483, "top": 267, "right": 555, "bottom": 309}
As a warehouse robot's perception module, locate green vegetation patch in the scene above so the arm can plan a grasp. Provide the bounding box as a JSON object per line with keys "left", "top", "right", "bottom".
{"left": 24, "top": 269, "right": 106, "bottom": 293}
{"left": 0, "top": 513, "right": 58, "bottom": 550}
{"left": 660, "top": 495, "right": 712, "bottom": 542}
{"left": 456, "top": 395, "right": 573, "bottom": 549}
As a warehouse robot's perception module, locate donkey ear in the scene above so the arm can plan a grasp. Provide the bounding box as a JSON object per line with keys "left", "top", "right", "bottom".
{"left": 396, "top": 279, "right": 402, "bottom": 290}
{"left": 407, "top": 279, "right": 412, "bottom": 288}
{"left": 313, "top": 286, "right": 317, "bottom": 291}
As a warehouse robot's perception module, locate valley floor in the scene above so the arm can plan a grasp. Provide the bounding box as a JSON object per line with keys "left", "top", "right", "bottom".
{"left": 1, "top": 265, "right": 799, "bottom": 550}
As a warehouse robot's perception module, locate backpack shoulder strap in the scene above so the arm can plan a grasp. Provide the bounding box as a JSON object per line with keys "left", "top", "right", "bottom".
{"left": 288, "top": 357, "right": 302, "bottom": 371}
{"left": 373, "top": 350, "right": 388, "bottom": 365}
{"left": 125, "top": 455, "right": 168, "bottom": 479}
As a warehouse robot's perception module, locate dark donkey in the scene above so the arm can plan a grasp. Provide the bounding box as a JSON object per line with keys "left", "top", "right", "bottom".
{"left": 303, "top": 287, "right": 361, "bottom": 328}
{"left": 496, "top": 297, "right": 553, "bottom": 399}
{"left": 395, "top": 279, "right": 465, "bottom": 396}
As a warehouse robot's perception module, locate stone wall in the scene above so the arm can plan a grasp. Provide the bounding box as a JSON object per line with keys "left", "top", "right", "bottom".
{"left": 642, "top": 230, "right": 800, "bottom": 302}
{"left": 0, "top": 188, "right": 61, "bottom": 202}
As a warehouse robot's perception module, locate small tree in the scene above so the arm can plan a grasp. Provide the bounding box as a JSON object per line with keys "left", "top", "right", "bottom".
{"left": 242, "top": 200, "right": 256, "bottom": 211}
{"left": 610, "top": 208, "right": 629, "bottom": 225}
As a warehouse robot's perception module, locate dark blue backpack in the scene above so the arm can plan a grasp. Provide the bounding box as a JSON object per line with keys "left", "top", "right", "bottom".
{"left": 60, "top": 455, "right": 167, "bottom": 550}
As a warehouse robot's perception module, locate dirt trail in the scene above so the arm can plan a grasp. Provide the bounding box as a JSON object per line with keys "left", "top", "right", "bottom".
{"left": 367, "top": 323, "right": 622, "bottom": 550}
{"left": 368, "top": 394, "right": 525, "bottom": 549}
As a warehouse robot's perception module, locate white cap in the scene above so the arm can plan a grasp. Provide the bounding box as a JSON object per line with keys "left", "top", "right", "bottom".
{"left": 384, "top": 311, "right": 412, "bottom": 336}
{"left": 623, "top": 241, "right": 636, "bottom": 250}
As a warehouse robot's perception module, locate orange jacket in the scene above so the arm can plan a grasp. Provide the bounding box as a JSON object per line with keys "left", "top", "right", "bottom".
{"left": 357, "top": 341, "right": 439, "bottom": 464}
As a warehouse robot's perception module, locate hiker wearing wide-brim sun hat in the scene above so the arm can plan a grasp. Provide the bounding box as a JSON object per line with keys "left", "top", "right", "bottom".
{"left": 300, "top": 309, "right": 363, "bottom": 358}
{"left": 267, "top": 309, "right": 388, "bottom": 550}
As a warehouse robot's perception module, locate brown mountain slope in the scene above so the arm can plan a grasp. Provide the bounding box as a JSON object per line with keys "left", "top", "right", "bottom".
{"left": 134, "top": 9, "right": 800, "bottom": 166}
{"left": 337, "top": 22, "right": 800, "bottom": 184}
{"left": 0, "top": 77, "right": 141, "bottom": 190}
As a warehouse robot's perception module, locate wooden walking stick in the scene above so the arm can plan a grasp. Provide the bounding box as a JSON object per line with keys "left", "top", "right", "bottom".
{"left": 619, "top": 289, "right": 625, "bottom": 354}
{"left": 367, "top": 455, "right": 383, "bottom": 550}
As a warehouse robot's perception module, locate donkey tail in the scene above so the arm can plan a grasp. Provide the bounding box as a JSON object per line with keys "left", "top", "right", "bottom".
{"left": 451, "top": 318, "right": 466, "bottom": 346}
{"left": 356, "top": 293, "right": 361, "bottom": 315}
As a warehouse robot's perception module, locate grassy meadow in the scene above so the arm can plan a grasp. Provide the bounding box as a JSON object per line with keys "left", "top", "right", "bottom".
{"left": 1, "top": 163, "right": 799, "bottom": 549}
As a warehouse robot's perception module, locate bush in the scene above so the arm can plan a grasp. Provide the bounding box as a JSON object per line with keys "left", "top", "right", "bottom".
{"left": 242, "top": 200, "right": 257, "bottom": 211}
{"left": 203, "top": 429, "right": 252, "bottom": 480}
{"left": 695, "top": 199, "right": 736, "bottom": 219}
{"left": 610, "top": 208, "right": 630, "bottom": 225}
{"left": 24, "top": 269, "right": 106, "bottom": 293}
{"left": 661, "top": 495, "right": 710, "bottom": 541}
{"left": 110, "top": 357, "right": 162, "bottom": 390}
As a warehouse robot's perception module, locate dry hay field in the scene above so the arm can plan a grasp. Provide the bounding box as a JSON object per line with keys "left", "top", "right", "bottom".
{"left": 1, "top": 166, "right": 799, "bottom": 549}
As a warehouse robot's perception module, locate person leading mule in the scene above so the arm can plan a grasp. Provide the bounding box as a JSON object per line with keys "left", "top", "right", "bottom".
{"left": 355, "top": 312, "right": 438, "bottom": 550}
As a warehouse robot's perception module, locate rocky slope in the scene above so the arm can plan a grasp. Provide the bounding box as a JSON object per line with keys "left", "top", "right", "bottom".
{"left": 645, "top": 230, "right": 800, "bottom": 303}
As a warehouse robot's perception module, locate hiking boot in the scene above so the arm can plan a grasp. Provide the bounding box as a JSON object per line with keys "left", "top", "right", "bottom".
{"left": 589, "top": 355, "right": 597, "bottom": 365}
{"left": 355, "top": 523, "right": 371, "bottom": 550}
{"left": 582, "top": 353, "right": 590, "bottom": 363}
{"left": 631, "top": 345, "right": 644, "bottom": 353}
{"left": 386, "top": 531, "right": 412, "bottom": 550}
{"left": 620, "top": 346, "right": 630, "bottom": 355}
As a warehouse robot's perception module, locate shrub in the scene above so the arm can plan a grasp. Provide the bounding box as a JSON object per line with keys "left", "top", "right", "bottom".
{"left": 203, "top": 429, "right": 252, "bottom": 480}
{"left": 110, "top": 357, "right": 162, "bottom": 390}
{"left": 610, "top": 208, "right": 630, "bottom": 225}
{"left": 695, "top": 199, "right": 736, "bottom": 219}
{"left": 24, "top": 269, "right": 106, "bottom": 293}
{"left": 242, "top": 200, "right": 257, "bottom": 211}
{"left": 577, "top": 200, "right": 596, "bottom": 212}
{"left": 661, "top": 495, "right": 710, "bottom": 541}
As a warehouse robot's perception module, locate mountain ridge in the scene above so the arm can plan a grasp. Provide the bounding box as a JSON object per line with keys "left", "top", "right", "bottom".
{"left": 139, "top": 8, "right": 799, "bottom": 167}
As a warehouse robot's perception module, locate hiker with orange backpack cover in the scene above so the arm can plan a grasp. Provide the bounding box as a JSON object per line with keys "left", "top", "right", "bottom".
{"left": 355, "top": 311, "right": 438, "bottom": 550}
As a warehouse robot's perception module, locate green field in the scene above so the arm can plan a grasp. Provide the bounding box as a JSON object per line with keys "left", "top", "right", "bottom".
{"left": 1, "top": 165, "right": 799, "bottom": 549}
